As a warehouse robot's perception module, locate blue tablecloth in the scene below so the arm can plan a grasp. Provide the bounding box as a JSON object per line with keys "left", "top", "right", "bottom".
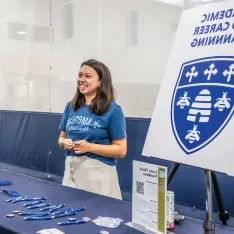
{"left": 0, "top": 169, "right": 142, "bottom": 234}
{"left": 1, "top": 169, "right": 234, "bottom": 234}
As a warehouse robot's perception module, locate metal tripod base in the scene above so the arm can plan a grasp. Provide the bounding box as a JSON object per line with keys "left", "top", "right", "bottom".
{"left": 211, "top": 172, "right": 229, "bottom": 225}
{"left": 203, "top": 220, "right": 215, "bottom": 234}
{"left": 219, "top": 212, "right": 229, "bottom": 225}
{"left": 204, "top": 170, "right": 215, "bottom": 234}
{"left": 167, "top": 164, "right": 229, "bottom": 234}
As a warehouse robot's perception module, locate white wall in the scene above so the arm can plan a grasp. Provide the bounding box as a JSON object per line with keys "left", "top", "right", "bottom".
{"left": 101, "top": 0, "right": 181, "bottom": 84}
{"left": 0, "top": 0, "right": 52, "bottom": 111}
{"left": 0, "top": 0, "right": 182, "bottom": 117}
{"left": 100, "top": 0, "right": 181, "bottom": 116}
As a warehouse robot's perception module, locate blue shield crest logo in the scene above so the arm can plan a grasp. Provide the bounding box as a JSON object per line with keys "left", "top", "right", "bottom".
{"left": 171, "top": 56, "right": 234, "bottom": 154}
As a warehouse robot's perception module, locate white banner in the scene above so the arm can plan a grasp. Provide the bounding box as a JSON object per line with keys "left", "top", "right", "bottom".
{"left": 143, "top": 1, "right": 234, "bottom": 176}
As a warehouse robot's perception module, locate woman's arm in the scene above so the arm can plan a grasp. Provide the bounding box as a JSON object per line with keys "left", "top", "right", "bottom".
{"left": 73, "top": 138, "right": 127, "bottom": 158}
{"left": 90, "top": 138, "right": 127, "bottom": 158}
{"left": 58, "top": 131, "right": 66, "bottom": 148}
{"left": 58, "top": 131, "right": 73, "bottom": 150}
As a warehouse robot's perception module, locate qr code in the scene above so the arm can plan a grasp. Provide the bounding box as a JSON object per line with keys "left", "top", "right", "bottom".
{"left": 136, "top": 181, "right": 144, "bottom": 195}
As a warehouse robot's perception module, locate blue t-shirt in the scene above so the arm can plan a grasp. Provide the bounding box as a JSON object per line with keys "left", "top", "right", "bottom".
{"left": 59, "top": 101, "right": 127, "bottom": 166}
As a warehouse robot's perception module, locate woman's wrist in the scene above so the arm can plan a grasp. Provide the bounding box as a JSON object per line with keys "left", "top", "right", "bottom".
{"left": 88, "top": 142, "right": 94, "bottom": 153}
{"left": 60, "top": 137, "right": 66, "bottom": 149}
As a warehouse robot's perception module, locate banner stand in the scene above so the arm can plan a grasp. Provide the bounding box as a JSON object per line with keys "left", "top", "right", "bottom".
{"left": 167, "top": 162, "right": 229, "bottom": 234}
{"left": 142, "top": 2, "right": 234, "bottom": 233}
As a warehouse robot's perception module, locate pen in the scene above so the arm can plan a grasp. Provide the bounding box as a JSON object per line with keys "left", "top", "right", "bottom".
{"left": 11, "top": 196, "right": 46, "bottom": 203}
{"left": 0, "top": 188, "right": 20, "bottom": 197}
{"left": 7, "top": 197, "right": 24, "bottom": 202}
{"left": 19, "top": 211, "right": 49, "bottom": 216}
{"left": 32, "top": 212, "right": 49, "bottom": 217}
{"left": 58, "top": 220, "right": 86, "bottom": 225}
{"left": 28, "top": 203, "right": 51, "bottom": 209}
{"left": 51, "top": 208, "right": 72, "bottom": 216}
{"left": 52, "top": 212, "right": 77, "bottom": 219}
{"left": 0, "top": 180, "right": 12, "bottom": 186}
{"left": 10, "top": 196, "right": 31, "bottom": 203}
{"left": 51, "top": 207, "right": 86, "bottom": 216}
{"left": 23, "top": 216, "right": 53, "bottom": 220}
{"left": 24, "top": 200, "right": 43, "bottom": 207}
{"left": 58, "top": 217, "right": 91, "bottom": 225}
{"left": 40, "top": 205, "right": 57, "bottom": 211}
{"left": 22, "top": 197, "right": 47, "bottom": 201}
{"left": 19, "top": 212, "right": 36, "bottom": 216}
{"left": 49, "top": 204, "right": 65, "bottom": 212}
{"left": 69, "top": 207, "right": 86, "bottom": 213}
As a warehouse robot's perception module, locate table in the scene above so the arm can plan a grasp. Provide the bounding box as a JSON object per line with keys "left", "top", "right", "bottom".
{"left": 0, "top": 169, "right": 234, "bottom": 234}
{"left": 0, "top": 169, "right": 142, "bottom": 234}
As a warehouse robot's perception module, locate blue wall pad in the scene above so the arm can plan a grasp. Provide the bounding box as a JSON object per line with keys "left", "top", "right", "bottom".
{"left": 1, "top": 110, "right": 234, "bottom": 217}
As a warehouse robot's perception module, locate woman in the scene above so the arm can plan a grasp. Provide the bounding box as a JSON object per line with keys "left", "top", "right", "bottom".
{"left": 58, "top": 59, "right": 127, "bottom": 200}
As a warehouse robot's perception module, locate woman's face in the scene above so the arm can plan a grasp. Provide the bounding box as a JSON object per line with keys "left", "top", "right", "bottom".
{"left": 77, "top": 65, "right": 100, "bottom": 96}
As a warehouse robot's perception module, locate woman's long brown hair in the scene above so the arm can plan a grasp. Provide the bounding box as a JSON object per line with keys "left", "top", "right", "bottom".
{"left": 72, "top": 59, "right": 116, "bottom": 115}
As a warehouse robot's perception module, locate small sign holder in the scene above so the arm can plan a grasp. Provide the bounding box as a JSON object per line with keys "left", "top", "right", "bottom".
{"left": 126, "top": 161, "right": 172, "bottom": 234}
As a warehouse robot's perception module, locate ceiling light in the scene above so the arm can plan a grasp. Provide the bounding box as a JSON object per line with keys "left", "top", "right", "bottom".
{"left": 17, "top": 31, "right": 27, "bottom": 35}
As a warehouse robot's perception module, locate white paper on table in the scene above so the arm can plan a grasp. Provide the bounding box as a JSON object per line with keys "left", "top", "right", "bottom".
{"left": 36, "top": 228, "right": 65, "bottom": 234}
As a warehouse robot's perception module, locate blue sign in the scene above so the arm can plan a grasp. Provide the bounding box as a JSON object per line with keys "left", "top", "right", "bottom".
{"left": 171, "top": 56, "right": 234, "bottom": 154}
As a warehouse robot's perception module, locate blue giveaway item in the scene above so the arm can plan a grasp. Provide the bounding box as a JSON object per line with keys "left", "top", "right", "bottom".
{"left": 19, "top": 211, "right": 49, "bottom": 217}
{"left": 23, "top": 216, "right": 53, "bottom": 220}
{"left": 12, "top": 197, "right": 33, "bottom": 203}
{"left": 0, "top": 181, "right": 12, "bottom": 186}
{"left": 0, "top": 188, "right": 20, "bottom": 197}
{"left": 22, "top": 196, "right": 47, "bottom": 201}
{"left": 32, "top": 212, "right": 49, "bottom": 217}
{"left": 52, "top": 207, "right": 85, "bottom": 216}
{"left": 40, "top": 205, "right": 57, "bottom": 211}
{"left": 24, "top": 200, "right": 43, "bottom": 207}
{"left": 7, "top": 196, "right": 26, "bottom": 202}
{"left": 58, "top": 217, "right": 91, "bottom": 225}
{"left": 28, "top": 203, "right": 51, "bottom": 209}
{"left": 11, "top": 196, "right": 46, "bottom": 203}
{"left": 52, "top": 212, "right": 77, "bottom": 219}
{"left": 6, "top": 199, "right": 14, "bottom": 202}
{"left": 49, "top": 204, "right": 65, "bottom": 212}
{"left": 70, "top": 207, "right": 86, "bottom": 212}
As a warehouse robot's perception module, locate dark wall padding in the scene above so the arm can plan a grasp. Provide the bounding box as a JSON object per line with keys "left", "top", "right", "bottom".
{"left": 1, "top": 110, "right": 234, "bottom": 216}
{"left": 0, "top": 111, "right": 64, "bottom": 176}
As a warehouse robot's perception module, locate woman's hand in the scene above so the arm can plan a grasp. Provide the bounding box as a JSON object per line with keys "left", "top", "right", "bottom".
{"left": 63, "top": 139, "right": 74, "bottom": 150}
{"left": 73, "top": 140, "right": 92, "bottom": 154}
